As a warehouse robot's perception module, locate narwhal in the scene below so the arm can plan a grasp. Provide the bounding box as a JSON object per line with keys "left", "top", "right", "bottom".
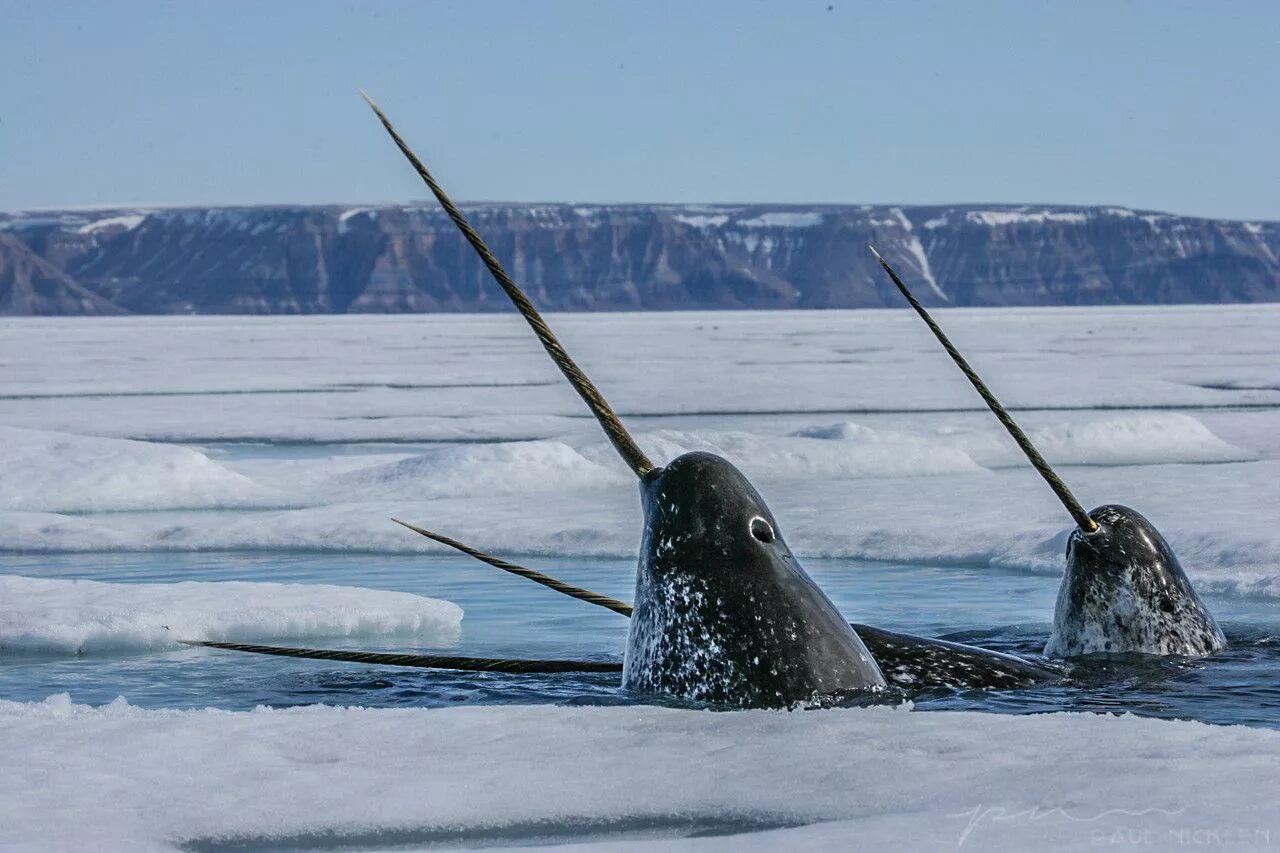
{"left": 200, "top": 97, "right": 1064, "bottom": 696}
{"left": 389, "top": 521, "right": 1062, "bottom": 691}
{"left": 868, "top": 246, "right": 1226, "bottom": 658}
{"left": 350, "top": 98, "right": 1061, "bottom": 692}
{"left": 193, "top": 95, "right": 891, "bottom": 708}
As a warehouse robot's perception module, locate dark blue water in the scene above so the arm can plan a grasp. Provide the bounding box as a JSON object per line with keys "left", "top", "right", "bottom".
{"left": 2, "top": 551, "right": 1277, "bottom": 728}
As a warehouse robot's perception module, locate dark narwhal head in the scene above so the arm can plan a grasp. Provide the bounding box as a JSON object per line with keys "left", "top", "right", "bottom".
{"left": 365, "top": 94, "right": 885, "bottom": 707}
{"left": 1046, "top": 504, "right": 1225, "bottom": 657}
{"left": 627, "top": 451, "right": 884, "bottom": 706}
{"left": 870, "top": 246, "right": 1224, "bottom": 660}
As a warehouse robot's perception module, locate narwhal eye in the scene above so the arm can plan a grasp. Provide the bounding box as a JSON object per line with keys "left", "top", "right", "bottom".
{"left": 750, "top": 517, "right": 775, "bottom": 544}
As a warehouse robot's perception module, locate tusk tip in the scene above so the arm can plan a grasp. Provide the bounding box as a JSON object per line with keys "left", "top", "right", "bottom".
{"left": 391, "top": 517, "right": 438, "bottom": 539}
{"left": 360, "top": 91, "right": 390, "bottom": 123}
{"left": 867, "top": 244, "right": 885, "bottom": 263}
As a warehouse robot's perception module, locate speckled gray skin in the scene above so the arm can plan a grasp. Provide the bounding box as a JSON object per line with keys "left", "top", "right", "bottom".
{"left": 623, "top": 452, "right": 886, "bottom": 707}
{"left": 850, "top": 624, "right": 1061, "bottom": 690}
{"left": 1045, "top": 505, "right": 1225, "bottom": 658}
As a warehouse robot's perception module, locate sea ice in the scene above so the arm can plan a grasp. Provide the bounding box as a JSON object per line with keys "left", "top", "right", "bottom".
{"left": 0, "top": 575, "right": 462, "bottom": 656}
{"left": 0, "top": 426, "right": 290, "bottom": 512}
{"left": 1, "top": 308, "right": 1279, "bottom": 850}
{"left": 0, "top": 307, "right": 1277, "bottom": 598}
{"left": 0, "top": 696, "right": 1275, "bottom": 851}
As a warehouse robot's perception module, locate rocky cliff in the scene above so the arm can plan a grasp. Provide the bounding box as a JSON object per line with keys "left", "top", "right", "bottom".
{"left": 0, "top": 233, "right": 124, "bottom": 316}
{"left": 1, "top": 203, "right": 1277, "bottom": 314}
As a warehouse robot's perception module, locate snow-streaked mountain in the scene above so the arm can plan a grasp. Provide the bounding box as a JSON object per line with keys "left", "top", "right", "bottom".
{"left": 1, "top": 203, "right": 1277, "bottom": 314}
{"left": 0, "top": 234, "right": 124, "bottom": 316}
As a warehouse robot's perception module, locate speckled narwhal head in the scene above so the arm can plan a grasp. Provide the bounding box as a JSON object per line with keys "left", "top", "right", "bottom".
{"left": 1045, "top": 504, "right": 1225, "bottom": 657}
{"left": 623, "top": 451, "right": 885, "bottom": 707}
{"left": 364, "top": 97, "right": 886, "bottom": 708}
{"left": 870, "top": 246, "right": 1224, "bottom": 661}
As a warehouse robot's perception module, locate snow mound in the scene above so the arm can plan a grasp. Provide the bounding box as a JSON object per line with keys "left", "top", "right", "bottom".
{"left": 0, "top": 575, "right": 461, "bottom": 656}
{"left": 323, "top": 440, "right": 629, "bottom": 500}
{"left": 673, "top": 213, "right": 729, "bottom": 229}
{"left": 800, "top": 414, "right": 1253, "bottom": 469}
{"left": 619, "top": 428, "right": 983, "bottom": 480}
{"left": 76, "top": 214, "right": 145, "bottom": 234}
{"left": 0, "top": 698, "right": 1275, "bottom": 851}
{"left": 0, "top": 426, "right": 290, "bottom": 512}
{"left": 737, "top": 211, "right": 825, "bottom": 228}
{"left": 966, "top": 209, "right": 1089, "bottom": 227}
{"left": 946, "top": 413, "right": 1255, "bottom": 468}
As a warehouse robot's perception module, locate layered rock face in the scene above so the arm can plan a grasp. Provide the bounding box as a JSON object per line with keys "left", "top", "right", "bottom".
{"left": 1, "top": 203, "right": 1276, "bottom": 314}
{"left": 0, "top": 233, "right": 124, "bottom": 316}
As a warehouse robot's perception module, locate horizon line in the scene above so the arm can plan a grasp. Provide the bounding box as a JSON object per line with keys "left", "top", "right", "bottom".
{"left": 2, "top": 200, "right": 1276, "bottom": 226}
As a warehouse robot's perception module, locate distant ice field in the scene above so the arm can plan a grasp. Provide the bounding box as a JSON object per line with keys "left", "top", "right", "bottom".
{"left": 2, "top": 307, "right": 1279, "bottom": 850}
{"left": 0, "top": 306, "right": 1277, "bottom": 592}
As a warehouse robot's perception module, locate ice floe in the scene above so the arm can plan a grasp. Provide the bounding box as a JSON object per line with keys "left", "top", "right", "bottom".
{"left": 0, "top": 697, "right": 1276, "bottom": 851}
{"left": 0, "top": 426, "right": 291, "bottom": 512}
{"left": 800, "top": 413, "right": 1255, "bottom": 468}
{"left": 0, "top": 575, "right": 461, "bottom": 656}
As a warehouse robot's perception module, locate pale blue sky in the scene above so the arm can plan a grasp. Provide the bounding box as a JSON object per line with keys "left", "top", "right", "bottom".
{"left": 3, "top": 0, "right": 1278, "bottom": 219}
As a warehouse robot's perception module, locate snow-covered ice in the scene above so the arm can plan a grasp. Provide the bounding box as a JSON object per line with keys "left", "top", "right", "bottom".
{"left": 2, "top": 306, "right": 1279, "bottom": 850}
{"left": 0, "top": 426, "right": 290, "bottom": 512}
{"left": 0, "top": 575, "right": 461, "bottom": 656}
{"left": 325, "top": 439, "right": 629, "bottom": 501}
{"left": 0, "top": 307, "right": 1278, "bottom": 596}
{"left": 791, "top": 412, "right": 1254, "bottom": 468}
{"left": 0, "top": 695, "right": 1277, "bottom": 852}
